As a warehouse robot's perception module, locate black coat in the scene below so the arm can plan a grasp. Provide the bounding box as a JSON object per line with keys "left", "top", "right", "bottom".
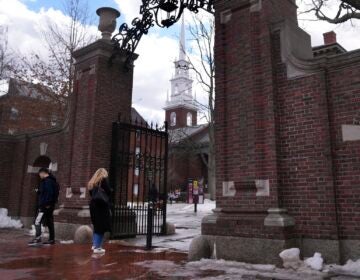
{"left": 38, "top": 174, "right": 57, "bottom": 209}
{"left": 89, "top": 179, "right": 112, "bottom": 234}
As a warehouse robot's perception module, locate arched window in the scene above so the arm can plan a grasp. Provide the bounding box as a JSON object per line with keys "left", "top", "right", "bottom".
{"left": 187, "top": 112, "right": 193, "bottom": 126}
{"left": 170, "top": 112, "right": 176, "bottom": 126}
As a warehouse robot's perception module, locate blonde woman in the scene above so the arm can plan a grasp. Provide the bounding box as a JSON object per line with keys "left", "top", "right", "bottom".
{"left": 88, "top": 168, "right": 112, "bottom": 254}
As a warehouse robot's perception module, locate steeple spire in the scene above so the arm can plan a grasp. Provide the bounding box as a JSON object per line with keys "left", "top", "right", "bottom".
{"left": 179, "top": 14, "right": 186, "bottom": 61}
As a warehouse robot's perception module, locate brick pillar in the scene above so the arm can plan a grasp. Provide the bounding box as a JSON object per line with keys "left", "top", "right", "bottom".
{"left": 200, "top": 0, "right": 300, "bottom": 264}
{"left": 55, "top": 31, "right": 136, "bottom": 236}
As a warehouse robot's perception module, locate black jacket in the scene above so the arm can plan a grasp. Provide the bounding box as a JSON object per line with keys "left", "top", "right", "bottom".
{"left": 89, "top": 179, "right": 112, "bottom": 234}
{"left": 38, "top": 174, "right": 57, "bottom": 208}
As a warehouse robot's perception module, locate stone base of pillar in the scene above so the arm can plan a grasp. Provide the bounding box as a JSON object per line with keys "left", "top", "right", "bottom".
{"left": 198, "top": 235, "right": 295, "bottom": 265}
{"left": 193, "top": 234, "right": 348, "bottom": 265}
{"left": 54, "top": 206, "right": 91, "bottom": 240}
{"left": 198, "top": 209, "right": 349, "bottom": 265}
{"left": 198, "top": 208, "right": 342, "bottom": 265}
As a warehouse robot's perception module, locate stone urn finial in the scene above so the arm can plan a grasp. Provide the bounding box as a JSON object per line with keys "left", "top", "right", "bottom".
{"left": 96, "top": 7, "right": 121, "bottom": 40}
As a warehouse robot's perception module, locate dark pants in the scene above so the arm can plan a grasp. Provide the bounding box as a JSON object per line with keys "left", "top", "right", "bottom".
{"left": 35, "top": 206, "right": 55, "bottom": 241}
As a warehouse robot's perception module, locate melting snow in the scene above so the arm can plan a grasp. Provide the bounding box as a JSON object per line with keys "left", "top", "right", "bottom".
{"left": 0, "top": 208, "right": 22, "bottom": 229}
{"left": 305, "top": 253, "right": 324, "bottom": 271}
{"left": 122, "top": 199, "right": 215, "bottom": 251}
{"left": 136, "top": 258, "right": 327, "bottom": 280}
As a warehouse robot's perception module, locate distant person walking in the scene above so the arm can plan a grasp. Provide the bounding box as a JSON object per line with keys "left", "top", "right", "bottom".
{"left": 28, "top": 168, "right": 59, "bottom": 246}
{"left": 148, "top": 183, "right": 158, "bottom": 205}
{"left": 88, "top": 168, "right": 112, "bottom": 254}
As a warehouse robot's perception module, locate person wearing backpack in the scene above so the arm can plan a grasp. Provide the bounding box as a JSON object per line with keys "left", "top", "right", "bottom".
{"left": 88, "top": 168, "right": 112, "bottom": 254}
{"left": 28, "top": 167, "right": 59, "bottom": 246}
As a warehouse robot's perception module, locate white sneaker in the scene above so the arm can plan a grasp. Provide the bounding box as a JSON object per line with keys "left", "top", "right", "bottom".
{"left": 93, "top": 248, "right": 105, "bottom": 254}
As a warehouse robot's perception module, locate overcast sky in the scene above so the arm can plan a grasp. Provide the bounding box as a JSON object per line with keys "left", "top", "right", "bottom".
{"left": 0, "top": 0, "right": 359, "bottom": 124}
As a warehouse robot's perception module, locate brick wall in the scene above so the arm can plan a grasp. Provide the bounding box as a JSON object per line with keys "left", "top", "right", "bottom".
{"left": 210, "top": 0, "right": 360, "bottom": 246}
{"left": 0, "top": 93, "right": 64, "bottom": 135}
{"left": 327, "top": 59, "right": 360, "bottom": 240}
{"left": 0, "top": 137, "right": 15, "bottom": 209}
{"left": 0, "top": 40, "right": 135, "bottom": 225}
{"left": 166, "top": 107, "right": 197, "bottom": 129}
{"left": 168, "top": 150, "right": 206, "bottom": 190}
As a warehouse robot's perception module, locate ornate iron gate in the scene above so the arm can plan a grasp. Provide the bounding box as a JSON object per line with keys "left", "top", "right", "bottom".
{"left": 109, "top": 120, "right": 168, "bottom": 238}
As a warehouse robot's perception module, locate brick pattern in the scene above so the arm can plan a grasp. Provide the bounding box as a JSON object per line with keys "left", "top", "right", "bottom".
{"left": 168, "top": 152, "right": 206, "bottom": 190}
{"left": 209, "top": 0, "right": 360, "bottom": 244}
{"left": 165, "top": 107, "right": 197, "bottom": 129}
{"left": 0, "top": 95, "right": 64, "bottom": 135}
{"left": 0, "top": 41, "right": 134, "bottom": 222}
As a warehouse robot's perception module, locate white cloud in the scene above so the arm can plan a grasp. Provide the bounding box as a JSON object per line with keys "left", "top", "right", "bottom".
{"left": 0, "top": 0, "right": 99, "bottom": 58}
{"left": 132, "top": 31, "right": 178, "bottom": 124}
{"left": 1, "top": 0, "right": 359, "bottom": 123}
{"left": 297, "top": 0, "right": 360, "bottom": 50}
{"left": 114, "top": 0, "right": 142, "bottom": 22}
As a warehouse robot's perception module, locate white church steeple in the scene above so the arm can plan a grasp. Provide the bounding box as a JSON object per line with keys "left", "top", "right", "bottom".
{"left": 179, "top": 15, "right": 186, "bottom": 61}
{"left": 164, "top": 15, "right": 196, "bottom": 110}
{"left": 164, "top": 15, "right": 198, "bottom": 129}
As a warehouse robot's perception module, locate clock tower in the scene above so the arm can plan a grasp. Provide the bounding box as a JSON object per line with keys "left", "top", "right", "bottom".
{"left": 164, "top": 16, "right": 197, "bottom": 129}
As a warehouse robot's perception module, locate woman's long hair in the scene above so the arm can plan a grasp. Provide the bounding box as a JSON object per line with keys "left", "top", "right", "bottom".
{"left": 88, "top": 168, "right": 108, "bottom": 190}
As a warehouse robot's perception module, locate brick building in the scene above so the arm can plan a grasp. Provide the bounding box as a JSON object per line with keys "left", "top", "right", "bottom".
{"left": 164, "top": 17, "right": 210, "bottom": 193}
{"left": 0, "top": 78, "right": 65, "bottom": 135}
{"left": 0, "top": 1, "right": 359, "bottom": 265}
{"left": 0, "top": 7, "right": 136, "bottom": 237}
{"left": 198, "top": 0, "right": 360, "bottom": 265}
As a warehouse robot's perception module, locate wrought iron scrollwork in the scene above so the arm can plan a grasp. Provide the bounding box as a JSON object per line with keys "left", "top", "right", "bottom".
{"left": 111, "top": 0, "right": 214, "bottom": 68}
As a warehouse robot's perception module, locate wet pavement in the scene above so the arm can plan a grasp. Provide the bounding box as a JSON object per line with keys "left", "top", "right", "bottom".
{"left": 0, "top": 229, "right": 188, "bottom": 280}
{"left": 0, "top": 229, "right": 357, "bottom": 280}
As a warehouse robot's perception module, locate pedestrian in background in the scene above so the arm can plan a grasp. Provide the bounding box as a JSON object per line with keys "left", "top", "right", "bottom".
{"left": 88, "top": 168, "right": 112, "bottom": 254}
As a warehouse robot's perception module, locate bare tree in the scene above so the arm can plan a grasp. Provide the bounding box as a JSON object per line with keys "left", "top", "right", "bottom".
{"left": 181, "top": 14, "right": 216, "bottom": 200}
{"left": 12, "top": 0, "right": 95, "bottom": 118}
{"left": 0, "top": 26, "right": 13, "bottom": 94}
{"left": 300, "top": 0, "right": 360, "bottom": 23}
{"left": 41, "top": 0, "right": 95, "bottom": 97}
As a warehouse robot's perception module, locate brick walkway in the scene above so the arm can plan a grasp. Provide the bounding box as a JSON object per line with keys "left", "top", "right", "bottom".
{"left": 0, "top": 229, "right": 187, "bottom": 280}
{"left": 0, "top": 229, "right": 356, "bottom": 280}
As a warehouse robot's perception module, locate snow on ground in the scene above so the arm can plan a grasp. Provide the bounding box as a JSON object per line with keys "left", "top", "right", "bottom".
{"left": 135, "top": 258, "right": 328, "bottom": 280}
{"left": 0, "top": 208, "right": 22, "bottom": 229}
{"left": 326, "top": 259, "right": 360, "bottom": 277}
{"left": 120, "top": 201, "right": 360, "bottom": 279}
{"left": 122, "top": 199, "right": 215, "bottom": 251}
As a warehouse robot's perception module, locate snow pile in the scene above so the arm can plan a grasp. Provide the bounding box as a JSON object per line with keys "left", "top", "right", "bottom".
{"left": 279, "top": 248, "right": 360, "bottom": 277}
{"left": 279, "top": 248, "right": 302, "bottom": 269}
{"left": 305, "top": 253, "right": 324, "bottom": 271}
{"left": 280, "top": 249, "right": 324, "bottom": 271}
{"left": 327, "top": 259, "right": 360, "bottom": 277}
{"left": 0, "top": 208, "right": 22, "bottom": 229}
{"left": 136, "top": 258, "right": 326, "bottom": 280}
{"left": 137, "top": 248, "right": 360, "bottom": 280}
